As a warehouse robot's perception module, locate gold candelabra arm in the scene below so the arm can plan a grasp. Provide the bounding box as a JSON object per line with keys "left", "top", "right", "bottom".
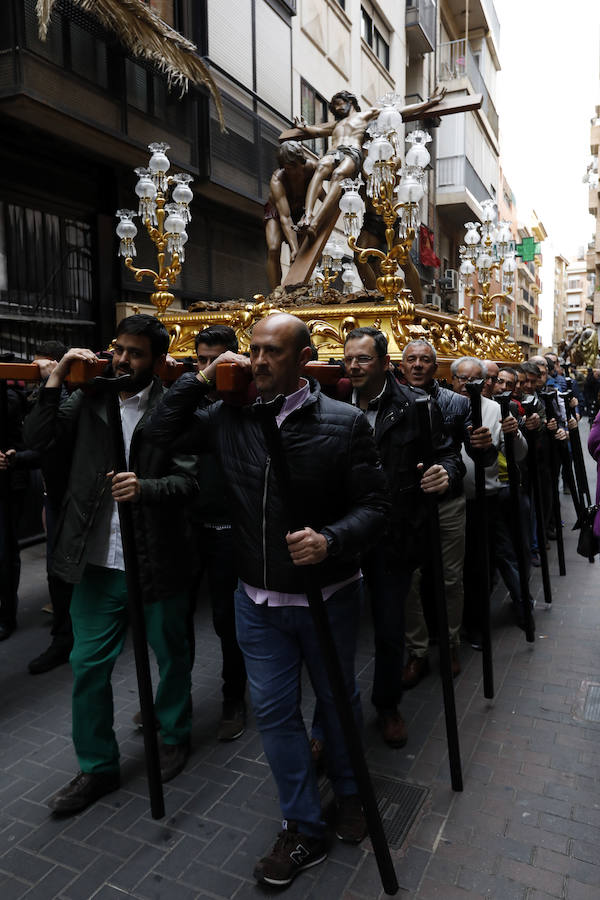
{"left": 125, "top": 258, "right": 159, "bottom": 283}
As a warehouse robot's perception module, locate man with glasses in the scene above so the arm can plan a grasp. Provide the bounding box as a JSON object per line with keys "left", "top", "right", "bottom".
{"left": 400, "top": 340, "right": 494, "bottom": 687}
{"left": 482, "top": 360, "right": 500, "bottom": 399}
{"left": 342, "top": 329, "right": 463, "bottom": 741}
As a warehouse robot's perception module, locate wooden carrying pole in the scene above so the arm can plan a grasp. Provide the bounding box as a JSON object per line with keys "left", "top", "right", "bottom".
{"left": 541, "top": 391, "right": 566, "bottom": 576}
{"left": 464, "top": 380, "right": 494, "bottom": 699}
{"left": 414, "top": 396, "right": 463, "bottom": 791}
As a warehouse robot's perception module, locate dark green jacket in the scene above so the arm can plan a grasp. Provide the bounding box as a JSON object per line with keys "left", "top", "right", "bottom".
{"left": 23, "top": 376, "right": 198, "bottom": 602}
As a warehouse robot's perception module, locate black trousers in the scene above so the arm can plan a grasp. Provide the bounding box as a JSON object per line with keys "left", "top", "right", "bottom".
{"left": 193, "top": 526, "right": 246, "bottom": 701}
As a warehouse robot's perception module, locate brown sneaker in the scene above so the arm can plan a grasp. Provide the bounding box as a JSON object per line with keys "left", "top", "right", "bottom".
{"left": 253, "top": 823, "right": 327, "bottom": 886}
{"left": 451, "top": 648, "right": 461, "bottom": 678}
{"left": 335, "top": 794, "right": 368, "bottom": 843}
{"left": 377, "top": 709, "right": 408, "bottom": 748}
{"left": 401, "top": 654, "right": 430, "bottom": 690}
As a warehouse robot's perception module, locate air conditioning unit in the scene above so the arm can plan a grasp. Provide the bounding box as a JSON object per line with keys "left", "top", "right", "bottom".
{"left": 445, "top": 268, "right": 458, "bottom": 290}
{"left": 425, "top": 292, "right": 442, "bottom": 308}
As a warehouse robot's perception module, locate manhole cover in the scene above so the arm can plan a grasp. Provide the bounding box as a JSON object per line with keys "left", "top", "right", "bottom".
{"left": 321, "top": 775, "right": 428, "bottom": 850}
{"left": 582, "top": 684, "right": 600, "bottom": 722}
{"left": 371, "top": 775, "right": 429, "bottom": 848}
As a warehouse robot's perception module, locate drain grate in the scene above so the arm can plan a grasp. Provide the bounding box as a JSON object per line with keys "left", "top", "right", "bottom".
{"left": 371, "top": 775, "right": 429, "bottom": 848}
{"left": 321, "top": 774, "right": 428, "bottom": 850}
{"left": 582, "top": 684, "right": 600, "bottom": 722}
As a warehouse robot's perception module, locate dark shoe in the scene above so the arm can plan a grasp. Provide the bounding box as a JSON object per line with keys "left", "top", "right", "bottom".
{"left": 159, "top": 739, "right": 189, "bottom": 783}
{"left": 377, "top": 709, "right": 408, "bottom": 748}
{"left": 401, "top": 655, "right": 430, "bottom": 690}
{"left": 28, "top": 639, "right": 73, "bottom": 675}
{"left": 253, "top": 823, "right": 327, "bottom": 886}
{"left": 450, "top": 648, "right": 461, "bottom": 678}
{"left": 531, "top": 552, "right": 541, "bottom": 567}
{"left": 0, "top": 623, "right": 15, "bottom": 641}
{"left": 48, "top": 770, "right": 119, "bottom": 815}
{"left": 335, "top": 794, "right": 367, "bottom": 843}
{"left": 132, "top": 709, "right": 160, "bottom": 731}
{"left": 217, "top": 699, "right": 246, "bottom": 741}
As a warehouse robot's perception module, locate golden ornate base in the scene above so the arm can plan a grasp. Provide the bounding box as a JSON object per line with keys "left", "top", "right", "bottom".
{"left": 124, "top": 286, "right": 523, "bottom": 380}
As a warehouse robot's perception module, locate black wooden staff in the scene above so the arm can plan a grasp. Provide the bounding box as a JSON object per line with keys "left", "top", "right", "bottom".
{"left": 559, "top": 389, "right": 592, "bottom": 509}
{"left": 0, "top": 380, "right": 18, "bottom": 626}
{"left": 255, "top": 401, "right": 399, "bottom": 896}
{"left": 465, "top": 380, "right": 494, "bottom": 700}
{"left": 496, "top": 393, "right": 535, "bottom": 643}
{"left": 95, "top": 375, "right": 165, "bottom": 820}
{"left": 541, "top": 391, "right": 566, "bottom": 576}
{"left": 521, "top": 396, "right": 552, "bottom": 605}
{"left": 414, "top": 397, "right": 463, "bottom": 792}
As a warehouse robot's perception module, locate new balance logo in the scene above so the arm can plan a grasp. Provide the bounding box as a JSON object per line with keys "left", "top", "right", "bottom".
{"left": 289, "top": 842, "right": 310, "bottom": 865}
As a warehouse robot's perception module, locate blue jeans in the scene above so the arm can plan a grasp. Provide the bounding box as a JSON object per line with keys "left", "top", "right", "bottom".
{"left": 235, "top": 579, "right": 363, "bottom": 838}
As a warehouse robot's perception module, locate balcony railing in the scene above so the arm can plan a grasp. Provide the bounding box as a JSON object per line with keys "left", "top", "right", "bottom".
{"left": 437, "top": 154, "right": 493, "bottom": 205}
{"left": 437, "top": 39, "right": 499, "bottom": 139}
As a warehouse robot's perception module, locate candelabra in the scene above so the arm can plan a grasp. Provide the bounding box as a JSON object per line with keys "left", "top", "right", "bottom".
{"left": 338, "top": 102, "right": 431, "bottom": 309}
{"left": 459, "top": 199, "right": 516, "bottom": 326}
{"left": 310, "top": 239, "right": 353, "bottom": 298}
{"left": 115, "top": 142, "right": 193, "bottom": 316}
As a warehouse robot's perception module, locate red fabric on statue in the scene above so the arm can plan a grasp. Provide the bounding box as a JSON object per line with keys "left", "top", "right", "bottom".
{"left": 419, "top": 225, "right": 441, "bottom": 268}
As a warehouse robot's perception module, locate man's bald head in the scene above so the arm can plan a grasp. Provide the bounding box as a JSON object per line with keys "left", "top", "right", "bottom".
{"left": 250, "top": 313, "right": 313, "bottom": 400}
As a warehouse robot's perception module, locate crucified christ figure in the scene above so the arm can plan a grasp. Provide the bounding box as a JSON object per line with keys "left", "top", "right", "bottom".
{"left": 279, "top": 89, "right": 445, "bottom": 246}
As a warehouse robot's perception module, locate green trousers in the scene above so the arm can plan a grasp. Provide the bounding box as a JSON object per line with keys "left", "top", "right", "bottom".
{"left": 70, "top": 565, "right": 192, "bottom": 774}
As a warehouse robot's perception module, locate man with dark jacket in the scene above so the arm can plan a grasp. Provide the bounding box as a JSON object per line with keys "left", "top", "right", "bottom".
{"left": 23, "top": 315, "right": 198, "bottom": 815}
{"left": 340, "top": 328, "right": 462, "bottom": 746}
{"left": 400, "top": 339, "right": 495, "bottom": 683}
{"left": 191, "top": 325, "right": 247, "bottom": 741}
{"left": 148, "top": 313, "right": 390, "bottom": 889}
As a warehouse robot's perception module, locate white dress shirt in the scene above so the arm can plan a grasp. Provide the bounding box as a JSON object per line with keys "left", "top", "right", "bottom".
{"left": 86, "top": 383, "right": 152, "bottom": 571}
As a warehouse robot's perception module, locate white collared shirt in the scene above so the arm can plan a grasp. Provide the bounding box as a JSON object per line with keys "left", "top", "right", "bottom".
{"left": 87, "top": 383, "right": 152, "bottom": 571}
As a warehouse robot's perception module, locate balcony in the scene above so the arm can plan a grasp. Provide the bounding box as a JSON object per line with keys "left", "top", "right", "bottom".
{"left": 590, "top": 184, "right": 598, "bottom": 217}
{"left": 437, "top": 39, "right": 499, "bottom": 139}
{"left": 520, "top": 323, "right": 534, "bottom": 342}
{"left": 442, "top": 0, "right": 500, "bottom": 62}
{"left": 405, "top": 0, "right": 435, "bottom": 55}
{"left": 436, "top": 154, "right": 493, "bottom": 224}
{"left": 0, "top": 0, "right": 198, "bottom": 170}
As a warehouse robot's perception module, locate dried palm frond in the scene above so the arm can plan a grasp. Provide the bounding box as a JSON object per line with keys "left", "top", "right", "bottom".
{"left": 36, "top": 0, "right": 225, "bottom": 129}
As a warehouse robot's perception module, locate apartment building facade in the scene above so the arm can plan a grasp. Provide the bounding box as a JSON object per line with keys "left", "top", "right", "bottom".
{"left": 587, "top": 105, "right": 600, "bottom": 336}
{"left": 1, "top": 0, "right": 509, "bottom": 358}
{"left": 552, "top": 254, "right": 568, "bottom": 349}
{"left": 562, "top": 252, "right": 594, "bottom": 345}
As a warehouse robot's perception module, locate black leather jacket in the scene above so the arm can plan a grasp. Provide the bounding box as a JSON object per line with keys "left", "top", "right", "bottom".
{"left": 147, "top": 373, "right": 390, "bottom": 592}
{"left": 370, "top": 374, "right": 465, "bottom": 566}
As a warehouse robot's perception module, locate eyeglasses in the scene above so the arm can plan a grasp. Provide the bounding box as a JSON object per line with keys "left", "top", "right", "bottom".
{"left": 453, "top": 374, "right": 481, "bottom": 384}
{"left": 343, "top": 354, "right": 376, "bottom": 366}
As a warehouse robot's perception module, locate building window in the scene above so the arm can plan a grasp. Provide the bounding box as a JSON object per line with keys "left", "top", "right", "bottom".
{"left": 336, "top": 0, "right": 346, "bottom": 9}
{"left": 300, "top": 79, "right": 329, "bottom": 158}
{"left": 361, "top": 7, "right": 390, "bottom": 70}
{"left": 361, "top": 9, "right": 373, "bottom": 44}
{"left": 567, "top": 277, "right": 581, "bottom": 290}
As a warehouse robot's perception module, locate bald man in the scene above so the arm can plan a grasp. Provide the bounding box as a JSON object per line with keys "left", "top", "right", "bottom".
{"left": 149, "top": 313, "right": 390, "bottom": 888}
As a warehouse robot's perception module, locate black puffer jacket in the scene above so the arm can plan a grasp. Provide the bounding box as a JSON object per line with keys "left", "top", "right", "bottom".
{"left": 23, "top": 377, "right": 199, "bottom": 602}
{"left": 148, "top": 374, "right": 390, "bottom": 592}
{"left": 373, "top": 374, "right": 465, "bottom": 566}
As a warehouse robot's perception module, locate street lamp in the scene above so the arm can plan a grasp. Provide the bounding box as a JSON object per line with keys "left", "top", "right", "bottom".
{"left": 459, "top": 199, "right": 516, "bottom": 326}
{"left": 116, "top": 142, "right": 193, "bottom": 316}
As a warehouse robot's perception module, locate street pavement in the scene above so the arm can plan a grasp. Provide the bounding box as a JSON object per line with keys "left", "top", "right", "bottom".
{"left": 1, "top": 423, "right": 599, "bottom": 899}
